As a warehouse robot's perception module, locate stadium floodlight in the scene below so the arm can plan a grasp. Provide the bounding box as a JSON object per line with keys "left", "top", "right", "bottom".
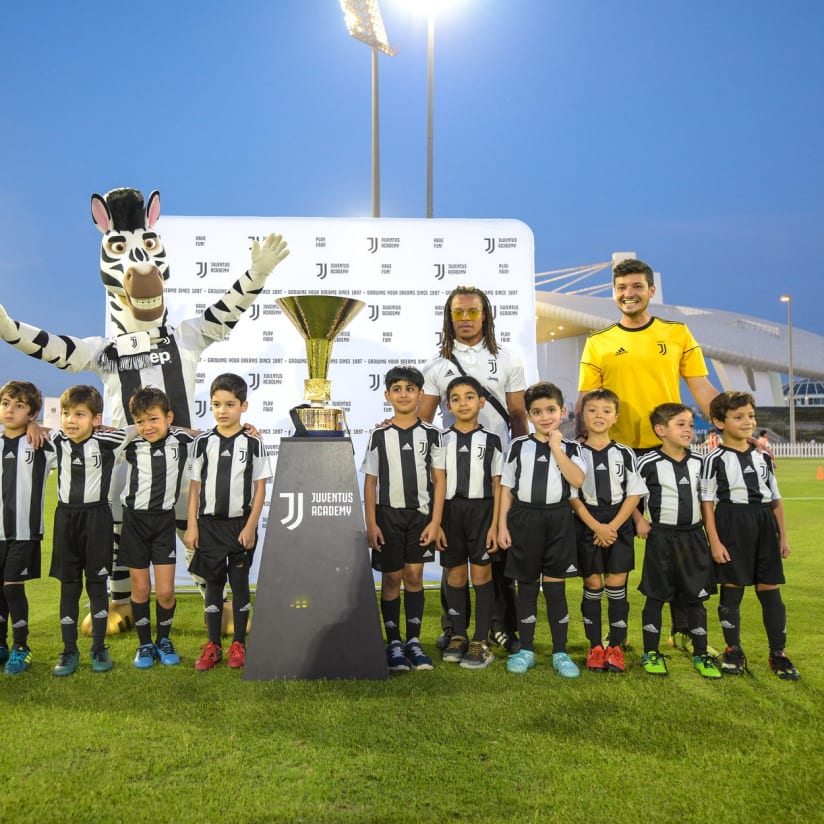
{"left": 340, "top": 0, "right": 398, "bottom": 218}
{"left": 780, "top": 294, "right": 796, "bottom": 443}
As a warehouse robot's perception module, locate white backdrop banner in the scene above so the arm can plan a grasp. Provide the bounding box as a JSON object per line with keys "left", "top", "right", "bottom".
{"left": 107, "top": 216, "right": 537, "bottom": 585}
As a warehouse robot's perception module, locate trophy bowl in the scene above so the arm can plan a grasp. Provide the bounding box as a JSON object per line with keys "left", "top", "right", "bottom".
{"left": 277, "top": 295, "right": 365, "bottom": 436}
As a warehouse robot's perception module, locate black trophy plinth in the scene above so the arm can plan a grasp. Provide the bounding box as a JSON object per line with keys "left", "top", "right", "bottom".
{"left": 243, "top": 437, "right": 388, "bottom": 680}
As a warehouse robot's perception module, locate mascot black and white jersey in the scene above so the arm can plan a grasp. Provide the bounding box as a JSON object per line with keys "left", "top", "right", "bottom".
{"left": 0, "top": 188, "right": 289, "bottom": 428}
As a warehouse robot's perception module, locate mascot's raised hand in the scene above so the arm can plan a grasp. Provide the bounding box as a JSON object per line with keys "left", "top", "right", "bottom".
{"left": 0, "top": 187, "right": 289, "bottom": 635}
{"left": 249, "top": 233, "right": 290, "bottom": 289}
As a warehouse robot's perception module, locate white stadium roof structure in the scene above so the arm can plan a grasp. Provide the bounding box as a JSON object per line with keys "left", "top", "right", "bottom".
{"left": 532, "top": 259, "right": 824, "bottom": 409}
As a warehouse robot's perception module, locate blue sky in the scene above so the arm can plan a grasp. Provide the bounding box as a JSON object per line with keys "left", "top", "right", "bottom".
{"left": 1, "top": 1, "right": 823, "bottom": 397}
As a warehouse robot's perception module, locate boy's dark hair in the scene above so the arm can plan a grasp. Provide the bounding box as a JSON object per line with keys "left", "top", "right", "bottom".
{"left": 0, "top": 380, "right": 43, "bottom": 417}
{"left": 129, "top": 386, "right": 171, "bottom": 418}
{"left": 440, "top": 286, "right": 498, "bottom": 359}
{"left": 524, "top": 381, "right": 564, "bottom": 410}
{"left": 446, "top": 374, "right": 484, "bottom": 401}
{"left": 580, "top": 388, "right": 620, "bottom": 412}
{"left": 650, "top": 402, "right": 692, "bottom": 429}
{"left": 60, "top": 385, "right": 103, "bottom": 416}
{"left": 710, "top": 391, "right": 755, "bottom": 423}
{"left": 613, "top": 258, "right": 654, "bottom": 287}
{"left": 210, "top": 373, "right": 248, "bottom": 402}
{"left": 384, "top": 365, "right": 424, "bottom": 391}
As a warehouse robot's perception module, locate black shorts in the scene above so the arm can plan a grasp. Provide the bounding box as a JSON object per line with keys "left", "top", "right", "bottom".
{"left": 0, "top": 540, "right": 41, "bottom": 582}
{"left": 371, "top": 506, "right": 434, "bottom": 574}
{"left": 638, "top": 522, "right": 716, "bottom": 603}
{"left": 187, "top": 515, "right": 256, "bottom": 584}
{"left": 504, "top": 501, "right": 578, "bottom": 582}
{"left": 575, "top": 502, "right": 636, "bottom": 577}
{"left": 119, "top": 508, "right": 178, "bottom": 569}
{"left": 440, "top": 498, "right": 494, "bottom": 569}
{"left": 713, "top": 503, "right": 785, "bottom": 587}
{"left": 50, "top": 502, "right": 114, "bottom": 583}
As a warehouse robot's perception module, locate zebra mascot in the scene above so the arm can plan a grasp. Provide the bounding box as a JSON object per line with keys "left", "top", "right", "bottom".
{"left": 0, "top": 187, "right": 288, "bottom": 633}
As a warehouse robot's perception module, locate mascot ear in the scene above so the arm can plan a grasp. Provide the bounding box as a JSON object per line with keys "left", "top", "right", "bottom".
{"left": 91, "top": 193, "right": 112, "bottom": 234}
{"left": 146, "top": 190, "right": 161, "bottom": 228}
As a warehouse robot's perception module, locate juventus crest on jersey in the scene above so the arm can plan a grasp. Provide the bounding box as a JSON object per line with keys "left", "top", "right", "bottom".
{"left": 502, "top": 435, "right": 587, "bottom": 505}
{"left": 442, "top": 426, "right": 503, "bottom": 500}
{"left": 50, "top": 428, "right": 129, "bottom": 506}
{"left": 121, "top": 429, "right": 195, "bottom": 512}
{"left": 574, "top": 441, "right": 646, "bottom": 508}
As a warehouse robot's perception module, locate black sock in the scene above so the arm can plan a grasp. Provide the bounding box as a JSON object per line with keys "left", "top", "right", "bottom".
{"left": 404, "top": 588, "right": 424, "bottom": 642}
{"left": 605, "top": 585, "right": 629, "bottom": 646}
{"left": 581, "top": 586, "right": 604, "bottom": 647}
{"left": 543, "top": 581, "right": 569, "bottom": 654}
{"left": 516, "top": 581, "right": 539, "bottom": 651}
{"left": 444, "top": 582, "right": 468, "bottom": 637}
{"left": 204, "top": 581, "right": 224, "bottom": 645}
{"left": 687, "top": 601, "right": 709, "bottom": 656}
{"left": 756, "top": 588, "right": 787, "bottom": 653}
{"left": 60, "top": 579, "right": 83, "bottom": 652}
{"left": 4, "top": 584, "right": 29, "bottom": 648}
{"left": 472, "top": 581, "right": 494, "bottom": 642}
{"left": 131, "top": 599, "right": 152, "bottom": 646}
{"left": 641, "top": 598, "right": 664, "bottom": 652}
{"left": 156, "top": 600, "right": 176, "bottom": 642}
{"left": 0, "top": 584, "right": 8, "bottom": 647}
{"left": 718, "top": 586, "right": 745, "bottom": 648}
{"left": 381, "top": 596, "right": 402, "bottom": 643}
{"left": 228, "top": 565, "right": 251, "bottom": 644}
{"left": 87, "top": 579, "right": 109, "bottom": 652}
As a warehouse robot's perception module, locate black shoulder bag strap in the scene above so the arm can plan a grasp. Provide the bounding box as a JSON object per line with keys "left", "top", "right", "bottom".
{"left": 448, "top": 354, "right": 510, "bottom": 429}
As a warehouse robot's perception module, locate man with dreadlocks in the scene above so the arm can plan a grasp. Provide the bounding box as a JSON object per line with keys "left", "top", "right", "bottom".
{"left": 419, "top": 286, "right": 529, "bottom": 656}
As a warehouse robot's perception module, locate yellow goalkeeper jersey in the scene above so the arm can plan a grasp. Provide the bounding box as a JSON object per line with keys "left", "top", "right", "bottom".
{"left": 578, "top": 317, "right": 708, "bottom": 449}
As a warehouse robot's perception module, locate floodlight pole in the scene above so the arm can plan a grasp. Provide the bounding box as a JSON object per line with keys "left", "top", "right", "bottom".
{"left": 426, "top": 11, "right": 435, "bottom": 218}
{"left": 781, "top": 294, "right": 796, "bottom": 443}
{"left": 371, "top": 46, "right": 381, "bottom": 217}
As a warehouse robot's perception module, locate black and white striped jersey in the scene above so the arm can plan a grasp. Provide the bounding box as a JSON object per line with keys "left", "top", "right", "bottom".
{"left": 442, "top": 426, "right": 503, "bottom": 501}
{"left": 638, "top": 449, "right": 704, "bottom": 526}
{"left": 190, "top": 428, "right": 272, "bottom": 519}
{"left": 120, "top": 429, "right": 195, "bottom": 512}
{"left": 0, "top": 434, "right": 56, "bottom": 540}
{"left": 361, "top": 421, "right": 445, "bottom": 514}
{"left": 572, "top": 441, "right": 646, "bottom": 507}
{"left": 50, "top": 428, "right": 129, "bottom": 506}
{"left": 501, "top": 435, "right": 587, "bottom": 505}
{"left": 700, "top": 445, "right": 780, "bottom": 505}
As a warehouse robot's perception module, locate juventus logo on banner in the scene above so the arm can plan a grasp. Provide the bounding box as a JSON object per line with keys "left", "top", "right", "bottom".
{"left": 484, "top": 238, "right": 495, "bottom": 254}
{"left": 369, "top": 374, "right": 381, "bottom": 391}
{"left": 280, "top": 492, "right": 304, "bottom": 530}
{"left": 248, "top": 373, "right": 261, "bottom": 391}
{"left": 368, "top": 305, "right": 379, "bottom": 321}
{"left": 249, "top": 304, "right": 260, "bottom": 321}
{"left": 367, "top": 237, "right": 378, "bottom": 254}
{"left": 195, "top": 400, "right": 207, "bottom": 419}
{"left": 316, "top": 263, "right": 328, "bottom": 280}
{"left": 195, "top": 261, "right": 207, "bottom": 278}
{"left": 434, "top": 264, "right": 445, "bottom": 280}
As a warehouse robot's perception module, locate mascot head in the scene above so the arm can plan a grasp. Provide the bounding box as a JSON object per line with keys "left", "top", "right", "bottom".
{"left": 91, "top": 188, "right": 169, "bottom": 334}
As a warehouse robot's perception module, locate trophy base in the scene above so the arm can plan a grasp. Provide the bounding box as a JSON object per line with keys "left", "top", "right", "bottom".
{"left": 290, "top": 404, "right": 346, "bottom": 437}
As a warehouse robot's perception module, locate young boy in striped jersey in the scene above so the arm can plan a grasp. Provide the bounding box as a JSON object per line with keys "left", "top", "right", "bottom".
{"left": 362, "top": 366, "right": 445, "bottom": 673}
{"left": 184, "top": 373, "right": 271, "bottom": 672}
{"left": 497, "top": 382, "right": 586, "bottom": 678}
{"left": 120, "top": 386, "right": 195, "bottom": 670}
{"left": 700, "top": 391, "right": 799, "bottom": 680}
{"left": 0, "top": 381, "right": 56, "bottom": 674}
{"left": 636, "top": 403, "right": 720, "bottom": 679}
{"left": 439, "top": 375, "right": 503, "bottom": 669}
{"left": 571, "top": 389, "right": 646, "bottom": 674}
{"left": 49, "top": 385, "right": 131, "bottom": 675}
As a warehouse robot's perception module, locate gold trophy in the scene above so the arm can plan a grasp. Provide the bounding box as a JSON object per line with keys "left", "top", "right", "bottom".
{"left": 276, "top": 295, "right": 365, "bottom": 436}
